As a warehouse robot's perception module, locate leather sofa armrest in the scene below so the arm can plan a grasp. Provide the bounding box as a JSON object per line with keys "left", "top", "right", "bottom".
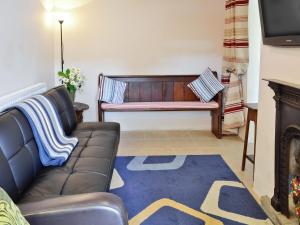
{"left": 18, "top": 193, "right": 128, "bottom": 225}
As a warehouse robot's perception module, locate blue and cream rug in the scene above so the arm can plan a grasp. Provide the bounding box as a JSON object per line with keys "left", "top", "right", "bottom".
{"left": 110, "top": 155, "right": 271, "bottom": 225}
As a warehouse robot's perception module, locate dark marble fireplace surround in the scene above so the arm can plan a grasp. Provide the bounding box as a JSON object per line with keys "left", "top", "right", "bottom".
{"left": 267, "top": 79, "right": 300, "bottom": 218}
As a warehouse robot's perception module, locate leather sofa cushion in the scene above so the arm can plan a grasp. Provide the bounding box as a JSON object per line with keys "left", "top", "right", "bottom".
{"left": 19, "top": 122, "right": 120, "bottom": 204}
{"left": 0, "top": 110, "right": 43, "bottom": 202}
{"left": 76, "top": 122, "right": 121, "bottom": 132}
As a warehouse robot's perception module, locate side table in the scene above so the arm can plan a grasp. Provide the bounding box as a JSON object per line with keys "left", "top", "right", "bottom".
{"left": 73, "top": 102, "right": 89, "bottom": 123}
{"left": 241, "top": 103, "right": 258, "bottom": 172}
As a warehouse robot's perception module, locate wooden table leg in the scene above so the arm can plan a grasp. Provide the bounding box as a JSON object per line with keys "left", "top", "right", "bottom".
{"left": 241, "top": 103, "right": 258, "bottom": 176}
{"left": 242, "top": 113, "right": 250, "bottom": 171}
{"left": 253, "top": 115, "right": 257, "bottom": 176}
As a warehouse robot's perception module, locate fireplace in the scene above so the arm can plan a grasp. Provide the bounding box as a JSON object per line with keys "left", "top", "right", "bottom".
{"left": 267, "top": 79, "right": 300, "bottom": 218}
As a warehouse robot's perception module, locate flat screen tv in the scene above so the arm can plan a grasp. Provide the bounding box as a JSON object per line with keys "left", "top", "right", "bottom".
{"left": 259, "top": 0, "right": 300, "bottom": 46}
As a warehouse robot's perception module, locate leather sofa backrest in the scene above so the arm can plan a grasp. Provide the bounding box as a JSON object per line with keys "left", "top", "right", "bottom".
{"left": 0, "top": 110, "right": 43, "bottom": 201}
{"left": 43, "top": 86, "right": 77, "bottom": 135}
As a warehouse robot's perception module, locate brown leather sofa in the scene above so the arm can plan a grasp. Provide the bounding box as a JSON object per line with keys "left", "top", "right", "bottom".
{"left": 0, "top": 86, "right": 128, "bottom": 225}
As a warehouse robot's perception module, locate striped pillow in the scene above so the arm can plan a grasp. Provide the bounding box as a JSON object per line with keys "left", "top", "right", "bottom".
{"left": 188, "top": 68, "right": 224, "bottom": 102}
{"left": 98, "top": 75, "right": 127, "bottom": 104}
{"left": 187, "top": 82, "right": 205, "bottom": 102}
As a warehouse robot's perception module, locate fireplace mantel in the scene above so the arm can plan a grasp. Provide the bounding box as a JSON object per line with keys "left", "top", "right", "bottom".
{"left": 265, "top": 79, "right": 300, "bottom": 110}
{"left": 266, "top": 79, "right": 300, "bottom": 217}
{"left": 265, "top": 79, "right": 300, "bottom": 90}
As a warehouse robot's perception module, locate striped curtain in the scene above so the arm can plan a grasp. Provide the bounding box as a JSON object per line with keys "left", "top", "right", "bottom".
{"left": 221, "top": 0, "right": 249, "bottom": 133}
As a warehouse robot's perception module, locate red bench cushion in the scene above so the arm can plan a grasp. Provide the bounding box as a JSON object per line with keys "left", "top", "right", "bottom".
{"left": 101, "top": 101, "right": 219, "bottom": 111}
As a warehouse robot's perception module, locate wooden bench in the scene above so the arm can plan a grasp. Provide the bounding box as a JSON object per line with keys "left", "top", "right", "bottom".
{"left": 98, "top": 74, "right": 223, "bottom": 138}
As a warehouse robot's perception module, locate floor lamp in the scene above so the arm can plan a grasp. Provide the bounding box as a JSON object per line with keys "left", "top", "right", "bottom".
{"left": 59, "top": 20, "right": 64, "bottom": 72}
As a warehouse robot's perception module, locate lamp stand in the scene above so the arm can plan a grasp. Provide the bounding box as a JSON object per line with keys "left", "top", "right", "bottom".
{"left": 59, "top": 20, "right": 64, "bottom": 72}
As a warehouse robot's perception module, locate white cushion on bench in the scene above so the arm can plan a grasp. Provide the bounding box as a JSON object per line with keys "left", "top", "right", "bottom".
{"left": 101, "top": 101, "right": 219, "bottom": 111}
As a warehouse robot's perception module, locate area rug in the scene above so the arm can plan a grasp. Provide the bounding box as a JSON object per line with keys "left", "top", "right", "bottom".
{"left": 110, "top": 155, "right": 271, "bottom": 225}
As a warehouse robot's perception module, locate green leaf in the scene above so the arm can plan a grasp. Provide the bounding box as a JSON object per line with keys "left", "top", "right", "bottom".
{"left": 58, "top": 71, "right": 66, "bottom": 77}
{"left": 66, "top": 69, "right": 70, "bottom": 75}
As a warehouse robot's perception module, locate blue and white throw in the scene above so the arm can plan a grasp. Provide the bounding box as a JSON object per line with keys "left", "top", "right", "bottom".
{"left": 14, "top": 95, "right": 78, "bottom": 166}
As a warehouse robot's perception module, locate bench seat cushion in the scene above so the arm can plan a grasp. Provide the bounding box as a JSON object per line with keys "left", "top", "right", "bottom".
{"left": 101, "top": 101, "right": 219, "bottom": 111}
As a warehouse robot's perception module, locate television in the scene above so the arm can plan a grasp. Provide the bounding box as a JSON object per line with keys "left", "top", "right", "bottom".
{"left": 259, "top": 0, "right": 300, "bottom": 46}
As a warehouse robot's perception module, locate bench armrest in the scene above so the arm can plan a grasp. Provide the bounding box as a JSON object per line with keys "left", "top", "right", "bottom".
{"left": 18, "top": 193, "right": 128, "bottom": 225}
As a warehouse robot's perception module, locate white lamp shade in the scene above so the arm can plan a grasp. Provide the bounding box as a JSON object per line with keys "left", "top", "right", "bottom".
{"left": 41, "top": 0, "right": 93, "bottom": 11}
{"left": 54, "top": 11, "right": 70, "bottom": 21}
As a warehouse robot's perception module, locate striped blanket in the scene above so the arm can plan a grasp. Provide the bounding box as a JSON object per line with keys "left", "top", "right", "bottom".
{"left": 14, "top": 95, "right": 78, "bottom": 166}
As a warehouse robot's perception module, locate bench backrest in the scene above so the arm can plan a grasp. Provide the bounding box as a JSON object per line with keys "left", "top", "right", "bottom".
{"left": 100, "top": 73, "right": 218, "bottom": 102}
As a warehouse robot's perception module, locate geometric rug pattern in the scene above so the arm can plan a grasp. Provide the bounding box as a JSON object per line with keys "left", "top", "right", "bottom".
{"left": 110, "top": 155, "right": 272, "bottom": 225}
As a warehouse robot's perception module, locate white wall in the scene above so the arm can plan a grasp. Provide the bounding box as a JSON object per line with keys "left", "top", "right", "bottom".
{"left": 57, "top": 0, "right": 225, "bottom": 130}
{"left": 239, "top": 0, "right": 262, "bottom": 142}
{"left": 247, "top": 0, "right": 261, "bottom": 103}
{"left": 0, "top": 0, "right": 54, "bottom": 96}
{"left": 254, "top": 46, "right": 300, "bottom": 197}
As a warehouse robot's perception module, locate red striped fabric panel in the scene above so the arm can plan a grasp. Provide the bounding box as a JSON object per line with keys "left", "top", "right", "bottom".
{"left": 226, "top": 0, "right": 249, "bottom": 9}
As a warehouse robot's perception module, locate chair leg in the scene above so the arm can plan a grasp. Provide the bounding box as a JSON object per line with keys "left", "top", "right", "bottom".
{"left": 98, "top": 110, "right": 103, "bottom": 122}
{"left": 242, "top": 117, "right": 250, "bottom": 171}
{"left": 211, "top": 109, "right": 222, "bottom": 139}
{"left": 98, "top": 102, "right": 105, "bottom": 122}
{"left": 98, "top": 111, "right": 105, "bottom": 122}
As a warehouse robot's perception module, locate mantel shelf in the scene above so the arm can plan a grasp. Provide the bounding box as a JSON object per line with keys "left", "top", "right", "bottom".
{"left": 263, "top": 79, "right": 300, "bottom": 90}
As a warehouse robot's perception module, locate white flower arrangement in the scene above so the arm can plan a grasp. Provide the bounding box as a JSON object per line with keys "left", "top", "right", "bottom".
{"left": 57, "top": 68, "right": 85, "bottom": 96}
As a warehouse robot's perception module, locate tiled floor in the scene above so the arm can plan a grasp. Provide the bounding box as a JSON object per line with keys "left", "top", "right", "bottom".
{"left": 118, "top": 130, "right": 258, "bottom": 201}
